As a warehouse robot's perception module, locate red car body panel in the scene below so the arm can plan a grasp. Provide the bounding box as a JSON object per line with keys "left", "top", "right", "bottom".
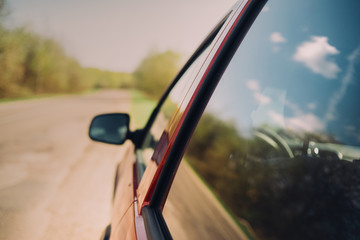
{"left": 110, "top": 143, "right": 137, "bottom": 239}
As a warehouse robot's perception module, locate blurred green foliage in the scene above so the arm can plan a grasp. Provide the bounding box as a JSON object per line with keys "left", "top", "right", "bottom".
{"left": 134, "top": 50, "right": 181, "bottom": 99}
{"left": 0, "top": 28, "right": 180, "bottom": 99}
{"left": 0, "top": 25, "right": 134, "bottom": 98}
{"left": 0, "top": 1, "right": 181, "bottom": 100}
{"left": 0, "top": 1, "right": 135, "bottom": 99}
{"left": 83, "top": 68, "right": 134, "bottom": 89}
{"left": 130, "top": 90, "right": 157, "bottom": 128}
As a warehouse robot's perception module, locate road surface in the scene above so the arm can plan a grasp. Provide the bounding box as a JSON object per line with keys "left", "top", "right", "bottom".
{"left": 0, "top": 90, "right": 130, "bottom": 240}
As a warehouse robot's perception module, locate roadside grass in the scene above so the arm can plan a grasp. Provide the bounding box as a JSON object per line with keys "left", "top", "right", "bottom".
{"left": 130, "top": 90, "right": 157, "bottom": 128}
{"left": 0, "top": 93, "right": 66, "bottom": 104}
{"left": 0, "top": 90, "right": 100, "bottom": 104}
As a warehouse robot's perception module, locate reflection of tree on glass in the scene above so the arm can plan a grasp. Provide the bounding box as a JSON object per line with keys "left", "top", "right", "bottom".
{"left": 139, "top": 43, "right": 214, "bottom": 168}
{"left": 185, "top": 112, "right": 360, "bottom": 240}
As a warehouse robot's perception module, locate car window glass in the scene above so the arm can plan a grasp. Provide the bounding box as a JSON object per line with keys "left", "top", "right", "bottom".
{"left": 138, "top": 42, "right": 214, "bottom": 170}
{"left": 163, "top": 0, "right": 360, "bottom": 239}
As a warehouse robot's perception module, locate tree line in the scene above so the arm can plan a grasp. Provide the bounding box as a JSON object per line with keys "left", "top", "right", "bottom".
{"left": 0, "top": 0, "right": 181, "bottom": 100}
{"left": 0, "top": 25, "right": 137, "bottom": 98}
{"left": 0, "top": 23, "right": 144, "bottom": 99}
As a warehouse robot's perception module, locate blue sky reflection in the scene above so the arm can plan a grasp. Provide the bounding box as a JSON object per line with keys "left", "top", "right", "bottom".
{"left": 210, "top": 0, "right": 360, "bottom": 147}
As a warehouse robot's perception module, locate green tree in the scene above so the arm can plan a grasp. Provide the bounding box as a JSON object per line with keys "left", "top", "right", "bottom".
{"left": 0, "top": 0, "right": 136, "bottom": 99}
{"left": 134, "top": 50, "right": 181, "bottom": 99}
{"left": 0, "top": 0, "right": 8, "bottom": 20}
{"left": 0, "top": 27, "right": 31, "bottom": 97}
{"left": 83, "top": 68, "right": 134, "bottom": 89}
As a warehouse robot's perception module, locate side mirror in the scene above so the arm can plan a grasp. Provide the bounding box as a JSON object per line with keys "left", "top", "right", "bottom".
{"left": 89, "top": 113, "right": 130, "bottom": 145}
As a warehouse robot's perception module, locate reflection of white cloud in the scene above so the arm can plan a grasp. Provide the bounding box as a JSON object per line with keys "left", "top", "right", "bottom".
{"left": 247, "top": 81, "right": 325, "bottom": 134}
{"left": 271, "top": 98, "right": 324, "bottom": 133}
{"left": 307, "top": 102, "right": 317, "bottom": 110}
{"left": 293, "top": 36, "right": 341, "bottom": 79}
{"left": 251, "top": 89, "right": 286, "bottom": 128}
{"left": 284, "top": 99, "right": 302, "bottom": 116}
{"left": 325, "top": 44, "right": 360, "bottom": 121}
{"left": 246, "top": 79, "right": 271, "bottom": 105}
{"left": 286, "top": 113, "right": 325, "bottom": 132}
{"left": 269, "top": 111, "right": 325, "bottom": 132}
{"left": 268, "top": 111, "right": 285, "bottom": 126}
{"left": 270, "top": 32, "right": 286, "bottom": 43}
{"left": 254, "top": 92, "right": 271, "bottom": 105}
{"left": 246, "top": 79, "right": 260, "bottom": 91}
{"left": 262, "top": 6, "right": 270, "bottom": 12}
{"left": 270, "top": 32, "right": 286, "bottom": 52}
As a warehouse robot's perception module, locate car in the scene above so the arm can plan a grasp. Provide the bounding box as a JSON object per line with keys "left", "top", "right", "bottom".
{"left": 89, "top": 0, "right": 360, "bottom": 239}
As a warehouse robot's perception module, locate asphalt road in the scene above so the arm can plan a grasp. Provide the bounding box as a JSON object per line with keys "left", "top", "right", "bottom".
{"left": 0, "top": 90, "right": 130, "bottom": 240}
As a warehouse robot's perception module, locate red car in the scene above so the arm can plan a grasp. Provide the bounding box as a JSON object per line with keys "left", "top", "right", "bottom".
{"left": 89, "top": 0, "right": 360, "bottom": 239}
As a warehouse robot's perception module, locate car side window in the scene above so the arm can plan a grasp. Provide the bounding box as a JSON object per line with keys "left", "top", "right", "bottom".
{"left": 163, "top": 0, "right": 360, "bottom": 239}
{"left": 136, "top": 41, "right": 214, "bottom": 178}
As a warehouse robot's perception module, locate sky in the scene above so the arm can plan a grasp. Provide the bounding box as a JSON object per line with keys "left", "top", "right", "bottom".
{"left": 5, "top": 0, "right": 237, "bottom": 72}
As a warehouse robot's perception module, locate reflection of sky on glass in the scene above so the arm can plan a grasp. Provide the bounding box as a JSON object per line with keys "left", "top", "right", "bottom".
{"left": 210, "top": 0, "right": 360, "bottom": 146}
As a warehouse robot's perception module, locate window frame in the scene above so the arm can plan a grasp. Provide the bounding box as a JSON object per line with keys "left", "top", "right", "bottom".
{"left": 136, "top": 0, "right": 268, "bottom": 238}
{"left": 134, "top": 12, "right": 230, "bottom": 183}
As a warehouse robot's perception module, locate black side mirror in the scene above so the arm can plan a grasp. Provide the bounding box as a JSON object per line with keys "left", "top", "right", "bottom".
{"left": 89, "top": 113, "right": 130, "bottom": 145}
